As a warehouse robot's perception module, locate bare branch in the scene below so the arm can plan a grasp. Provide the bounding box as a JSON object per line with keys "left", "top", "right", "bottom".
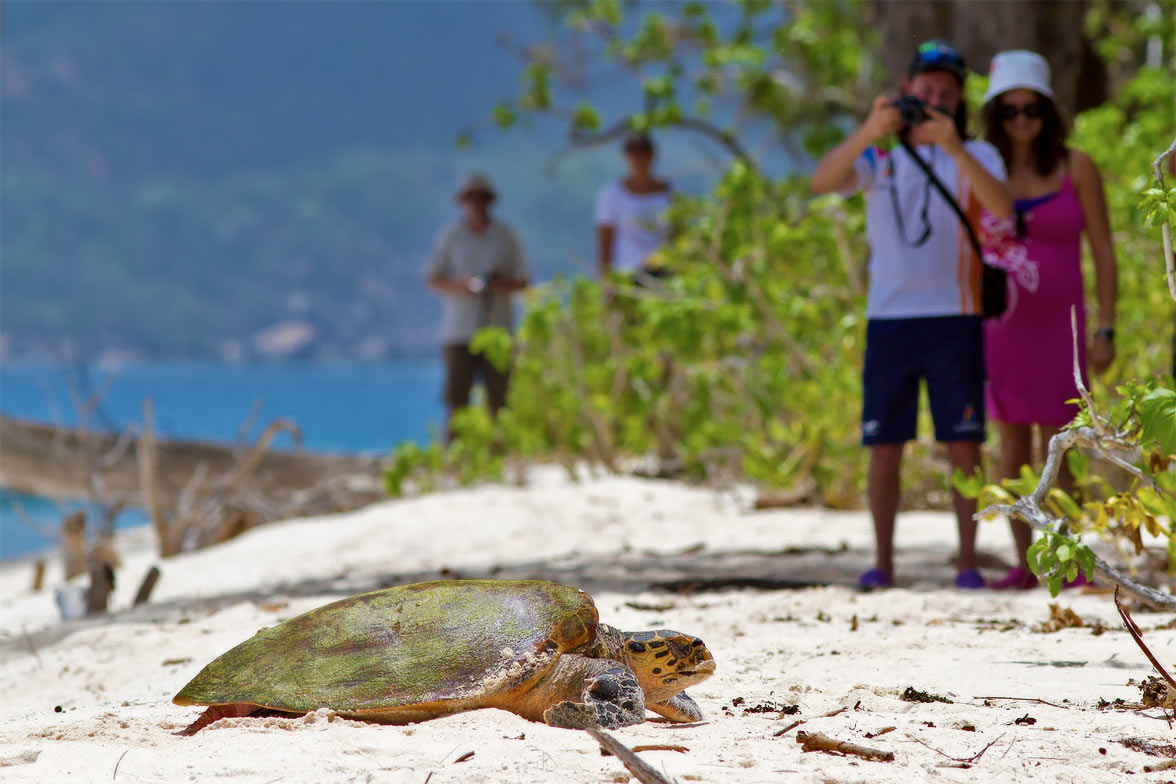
{"left": 545, "top": 112, "right": 758, "bottom": 175}
{"left": 1068, "top": 307, "right": 1098, "bottom": 428}
{"left": 7, "top": 497, "right": 59, "bottom": 543}
{"left": 990, "top": 426, "right": 1176, "bottom": 609}
{"left": 1152, "top": 136, "right": 1176, "bottom": 303}
{"left": 674, "top": 117, "right": 756, "bottom": 165}
{"left": 222, "top": 419, "right": 301, "bottom": 494}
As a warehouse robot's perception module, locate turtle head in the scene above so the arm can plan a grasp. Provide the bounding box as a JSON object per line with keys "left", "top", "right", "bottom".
{"left": 620, "top": 630, "right": 715, "bottom": 702}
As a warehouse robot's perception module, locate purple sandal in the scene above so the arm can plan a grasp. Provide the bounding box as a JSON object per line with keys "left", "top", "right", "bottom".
{"left": 859, "top": 568, "right": 893, "bottom": 590}
{"left": 954, "top": 569, "right": 986, "bottom": 589}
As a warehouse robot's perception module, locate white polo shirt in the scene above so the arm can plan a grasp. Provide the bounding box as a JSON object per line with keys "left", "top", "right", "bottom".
{"left": 845, "top": 141, "right": 1007, "bottom": 319}
{"left": 594, "top": 180, "right": 672, "bottom": 272}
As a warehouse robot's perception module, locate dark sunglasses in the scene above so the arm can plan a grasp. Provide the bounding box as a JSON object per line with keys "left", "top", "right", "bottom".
{"left": 998, "top": 102, "right": 1044, "bottom": 120}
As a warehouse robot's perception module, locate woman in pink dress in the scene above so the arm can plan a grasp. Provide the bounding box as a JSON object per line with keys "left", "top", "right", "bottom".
{"left": 980, "top": 51, "right": 1119, "bottom": 589}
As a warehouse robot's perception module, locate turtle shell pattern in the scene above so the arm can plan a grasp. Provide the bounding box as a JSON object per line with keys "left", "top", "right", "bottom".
{"left": 174, "top": 580, "right": 599, "bottom": 714}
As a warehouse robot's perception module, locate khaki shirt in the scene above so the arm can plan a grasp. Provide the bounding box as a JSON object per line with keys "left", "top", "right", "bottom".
{"left": 425, "top": 219, "right": 529, "bottom": 343}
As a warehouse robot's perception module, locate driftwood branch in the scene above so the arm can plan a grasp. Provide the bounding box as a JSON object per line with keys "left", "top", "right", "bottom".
{"left": 587, "top": 729, "right": 676, "bottom": 784}
{"left": 133, "top": 566, "right": 161, "bottom": 607}
{"left": 795, "top": 730, "right": 894, "bottom": 762}
{"left": 4, "top": 412, "right": 383, "bottom": 560}
{"left": 138, "top": 399, "right": 167, "bottom": 553}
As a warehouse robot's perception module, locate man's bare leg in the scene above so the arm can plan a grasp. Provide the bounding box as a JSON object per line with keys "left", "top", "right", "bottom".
{"left": 868, "top": 443, "right": 905, "bottom": 576}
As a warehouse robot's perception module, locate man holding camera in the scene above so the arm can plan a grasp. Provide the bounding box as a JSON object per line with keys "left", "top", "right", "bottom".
{"left": 426, "top": 173, "right": 530, "bottom": 440}
{"left": 812, "top": 40, "right": 1013, "bottom": 590}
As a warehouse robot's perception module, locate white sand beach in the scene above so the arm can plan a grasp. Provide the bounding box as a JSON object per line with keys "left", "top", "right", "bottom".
{"left": 1, "top": 466, "right": 1173, "bottom": 783}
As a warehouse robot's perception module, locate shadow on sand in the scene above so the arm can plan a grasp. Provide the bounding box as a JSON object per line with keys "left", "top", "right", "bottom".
{"left": 7, "top": 539, "right": 1015, "bottom": 654}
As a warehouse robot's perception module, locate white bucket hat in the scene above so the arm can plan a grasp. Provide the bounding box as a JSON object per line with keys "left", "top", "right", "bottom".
{"left": 983, "top": 50, "right": 1054, "bottom": 104}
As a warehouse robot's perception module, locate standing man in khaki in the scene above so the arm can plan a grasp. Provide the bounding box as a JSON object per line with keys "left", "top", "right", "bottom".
{"left": 426, "top": 173, "right": 530, "bottom": 439}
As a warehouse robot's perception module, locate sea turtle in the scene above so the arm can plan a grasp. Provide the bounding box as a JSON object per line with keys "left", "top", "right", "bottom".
{"left": 174, "top": 579, "right": 715, "bottom": 734}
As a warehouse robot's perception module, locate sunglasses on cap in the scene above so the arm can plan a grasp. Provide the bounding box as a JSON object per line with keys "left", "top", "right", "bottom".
{"left": 998, "top": 102, "right": 1044, "bottom": 120}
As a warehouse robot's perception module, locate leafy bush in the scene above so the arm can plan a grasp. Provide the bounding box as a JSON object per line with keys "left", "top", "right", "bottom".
{"left": 386, "top": 164, "right": 972, "bottom": 506}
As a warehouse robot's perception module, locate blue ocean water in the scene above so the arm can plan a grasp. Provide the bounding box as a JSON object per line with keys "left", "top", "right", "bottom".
{"left": 0, "top": 361, "right": 445, "bottom": 561}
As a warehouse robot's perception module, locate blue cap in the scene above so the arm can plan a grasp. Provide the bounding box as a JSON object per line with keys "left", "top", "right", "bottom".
{"left": 909, "top": 40, "right": 966, "bottom": 82}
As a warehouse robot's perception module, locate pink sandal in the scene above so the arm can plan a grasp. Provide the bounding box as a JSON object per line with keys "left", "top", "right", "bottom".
{"left": 991, "top": 566, "right": 1038, "bottom": 590}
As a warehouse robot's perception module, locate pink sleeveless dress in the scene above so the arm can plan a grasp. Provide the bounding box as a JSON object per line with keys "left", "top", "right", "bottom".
{"left": 981, "top": 173, "right": 1087, "bottom": 427}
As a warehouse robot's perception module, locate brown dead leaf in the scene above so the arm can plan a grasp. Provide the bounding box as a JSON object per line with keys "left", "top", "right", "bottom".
{"left": 1139, "top": 676, "right": 1176, "bottom": 710}
{"left": 1036, "top": 604, "right": 1084, "bottom": 633}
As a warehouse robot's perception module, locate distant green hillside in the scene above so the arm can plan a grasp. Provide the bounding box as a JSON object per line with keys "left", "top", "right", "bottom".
{"left": 0, "top": 1, "right": 642, "bottom": 360}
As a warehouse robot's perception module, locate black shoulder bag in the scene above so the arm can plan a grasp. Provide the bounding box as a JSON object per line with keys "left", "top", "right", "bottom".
{"left": 897, "top": 139, "right": 1007, "bottom": 319}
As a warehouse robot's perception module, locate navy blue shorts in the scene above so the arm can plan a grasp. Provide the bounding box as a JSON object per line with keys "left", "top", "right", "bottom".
{"left": 861, "top": 315, "right": 986, "bottom": 445}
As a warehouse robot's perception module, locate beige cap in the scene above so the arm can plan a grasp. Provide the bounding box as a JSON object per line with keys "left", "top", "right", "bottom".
{"left": 456, "top": 172, "right": 497, "bottom": 200}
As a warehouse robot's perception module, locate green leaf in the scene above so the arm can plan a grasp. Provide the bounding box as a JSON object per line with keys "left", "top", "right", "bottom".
{"left": 1139, "top": 386, "right": 1176, "bottom": 455}
{"left": 492, "top": 101, "right": 517, "bottom": 129}
{"left": 470, "top": 326, "right": 514, "bottom": 372}
{"left": 571, "top": 102, "right": 602, "bottom": 132}
{"left": 1076, "top": 544, "right": 1096, "bottom": 580}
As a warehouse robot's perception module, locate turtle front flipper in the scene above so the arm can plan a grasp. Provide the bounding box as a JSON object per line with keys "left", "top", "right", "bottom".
{"left": 647, "top": 691, "right": 703, "bottom": 723}
{"left": 177, "top": 703, "right": 274, "bottom": 735}
{"left": 533, "top": 656, "right": 645, "bottom": 729}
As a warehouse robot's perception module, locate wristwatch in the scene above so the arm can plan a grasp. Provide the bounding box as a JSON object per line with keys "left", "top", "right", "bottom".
{"left": 467, "top": 276, "right": 486, "bottom": 294}
{"left": 1094, "top": 326, "right": 1115, "bottom": 341}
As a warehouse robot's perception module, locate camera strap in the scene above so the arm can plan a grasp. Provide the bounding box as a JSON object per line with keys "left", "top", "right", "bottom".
{"left": 887, "top": 152, "right": 934, "bottom": 247}
{"left": 897, "top": 138, "right": 1007, "bottom": 318}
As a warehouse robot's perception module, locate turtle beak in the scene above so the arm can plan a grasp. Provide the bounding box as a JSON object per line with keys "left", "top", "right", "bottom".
{"left": 671, "top": 637, "right": 715, "bottom": 677}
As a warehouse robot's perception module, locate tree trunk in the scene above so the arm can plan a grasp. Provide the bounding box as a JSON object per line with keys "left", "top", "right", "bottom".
{"left": 867, "top": 0, "right": 1106, "bottom": 118}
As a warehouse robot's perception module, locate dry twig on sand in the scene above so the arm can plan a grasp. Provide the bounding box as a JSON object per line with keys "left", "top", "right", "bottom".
{"left": 772, "top": 704, "right": 849, "bottom": 737}
{"left": 795, "top": 730, "right": 895, "bottom": 762}
{"left": 906, "top": 733, "right": 1005, "bottom": 766}
{"left": 587, "top": 729, "right": 677, "bottom": 784}
{"left": 1115, "top": 587, "right": 1176, "bottom": 714}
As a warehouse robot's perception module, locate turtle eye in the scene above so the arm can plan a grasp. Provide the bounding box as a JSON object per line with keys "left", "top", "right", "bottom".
{"left": 627, "top": 641, "right": 646, "bottom": 653}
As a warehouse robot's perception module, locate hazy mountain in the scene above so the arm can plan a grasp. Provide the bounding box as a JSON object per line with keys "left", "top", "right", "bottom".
{"left": 1, "top": 0, "right": 681, "bottom": 361}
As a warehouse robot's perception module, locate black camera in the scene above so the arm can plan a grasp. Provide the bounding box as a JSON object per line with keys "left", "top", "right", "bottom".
{"left": 892, "top": 96, "right": 928, "bottom": 129}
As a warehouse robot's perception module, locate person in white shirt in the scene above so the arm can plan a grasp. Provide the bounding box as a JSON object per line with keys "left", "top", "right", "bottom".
{"left": 425, "top": 173, "right": 530, "bottom": 440}
{"left": 594, "top": 132, "right": 673, "bottom": 277}
{"left": 812, "top": 40, "right": 1013, "bottom": 591}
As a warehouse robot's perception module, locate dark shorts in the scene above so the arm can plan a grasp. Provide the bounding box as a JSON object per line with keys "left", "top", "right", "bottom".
{"left": 861, "top": 315, "right": 986, "bottom": 445}
{"left": 444, "top": 343, "right": 509, "bottom": 411}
